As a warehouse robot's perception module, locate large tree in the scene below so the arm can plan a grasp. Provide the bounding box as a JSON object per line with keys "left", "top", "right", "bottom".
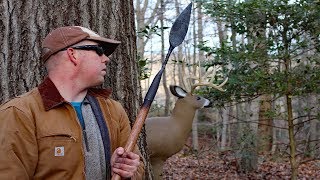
{"left": 0, "top": 0, "right": 152, "bottom": 178}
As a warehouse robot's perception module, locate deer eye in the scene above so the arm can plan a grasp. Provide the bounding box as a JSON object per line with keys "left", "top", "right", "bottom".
{"left": 196, "top": 97, "right": 201, "bottom": 100}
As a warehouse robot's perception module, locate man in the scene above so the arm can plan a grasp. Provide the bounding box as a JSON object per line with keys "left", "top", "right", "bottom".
{"left": 0, "top": 26, "right": 144, "bottom": 179}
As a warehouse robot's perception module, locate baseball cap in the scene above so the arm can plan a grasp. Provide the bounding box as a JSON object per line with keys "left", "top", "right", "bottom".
{"left": 41, "top": 26, "right": 121, "bottom": 62}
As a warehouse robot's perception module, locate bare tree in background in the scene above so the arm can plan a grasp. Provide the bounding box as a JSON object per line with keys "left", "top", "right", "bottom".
{"left": 135, "top": 0, "right": 161, "bottom": 58}
{"left": 159, "top": 0, "right": 171, "bottom": 116}
{"left": 174, "top": 0, "right": 184, "bottom": 87}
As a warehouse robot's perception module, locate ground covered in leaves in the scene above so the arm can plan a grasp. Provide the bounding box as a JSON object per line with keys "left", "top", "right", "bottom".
{"left": 162, "top": 135, "right": 320, "bottom": 180}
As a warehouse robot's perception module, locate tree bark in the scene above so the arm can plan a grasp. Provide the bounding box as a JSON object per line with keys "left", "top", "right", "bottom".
{"left": 282, "top": 12, "right": 298, "bottom": 179}
{"left": 192, "top": 111, "right": 199, "bottom": 151}
{"left": 220, "top": 107, "right": 228, "bottom": 150}
{"left": 191, "top": 2, "right": 199, "bottom": 151}
{"left": 308, "top": 94, "right": 319, "bottom": 158}
{"left": 0, "top": 0, "right": 152, "bottom": 178}
{"left": 197, "top": 1, "right": 204, "bottom": 61}
{"left": 239, "top": 100, "right": 258, "bottom": 172}
{"left": 258, "top": 95, "right": 273, "bottom": 152}
{"left": 174, "top": 0, "right": 184, "bottom": 88}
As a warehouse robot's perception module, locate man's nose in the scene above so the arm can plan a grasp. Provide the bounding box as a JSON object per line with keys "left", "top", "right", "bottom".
{"left": 102, "top": 55, "right": 110, "bottom": 63}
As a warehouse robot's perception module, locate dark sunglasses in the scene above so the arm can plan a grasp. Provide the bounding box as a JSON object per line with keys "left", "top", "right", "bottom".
{"left": 61, "top": 45, "right": 107, "bottom": 56}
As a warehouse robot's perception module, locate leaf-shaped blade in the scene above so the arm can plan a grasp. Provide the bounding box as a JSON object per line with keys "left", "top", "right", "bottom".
{"left": 169, "top": 3, "right": 192, "bottom": 48}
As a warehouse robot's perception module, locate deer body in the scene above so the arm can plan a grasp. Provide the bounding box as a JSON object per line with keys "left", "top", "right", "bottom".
{"left": 145, "top": 86, "right": 210, "bottom": 179}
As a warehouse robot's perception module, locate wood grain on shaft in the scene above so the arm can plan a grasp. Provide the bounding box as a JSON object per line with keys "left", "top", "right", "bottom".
{"left": 111, "top": 106, "right": 150, "bottom": 180}
{"left": 124, "top": 106, "right": 150, "bottom": 151}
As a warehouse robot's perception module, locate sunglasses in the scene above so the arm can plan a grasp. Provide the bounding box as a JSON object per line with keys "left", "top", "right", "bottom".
{"left": 61, "top": 45, "right": 108, "bottom": 56}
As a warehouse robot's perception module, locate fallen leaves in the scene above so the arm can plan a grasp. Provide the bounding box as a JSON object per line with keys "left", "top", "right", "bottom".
{"left": 162, "top": 135, "right": 320, "bottom": 180}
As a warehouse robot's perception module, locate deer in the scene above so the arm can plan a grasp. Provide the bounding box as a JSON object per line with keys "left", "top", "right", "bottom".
{"left": 145, "top": 61, "right": 228, "bottom": 179}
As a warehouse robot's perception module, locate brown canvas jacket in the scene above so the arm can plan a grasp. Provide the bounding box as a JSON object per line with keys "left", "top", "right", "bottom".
{"left": 0, "top": 77, "right": 144, "bottom": 180}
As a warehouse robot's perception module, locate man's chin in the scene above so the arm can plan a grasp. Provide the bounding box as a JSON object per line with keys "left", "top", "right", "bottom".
{"left": 90, "top": 78, "right": 105, "bottom": 87}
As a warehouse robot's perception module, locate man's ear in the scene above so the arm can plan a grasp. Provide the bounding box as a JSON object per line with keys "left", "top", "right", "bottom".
{"left": 66, "top": 48, "right": 78, "bottom": 66}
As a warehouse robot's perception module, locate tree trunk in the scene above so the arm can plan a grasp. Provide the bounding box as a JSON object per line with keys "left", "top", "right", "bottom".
{"left": 160, "top": 0, "right": 170, "bottom": 116}
{"left": 258, "top": 95, "right": 273, "bottom": 152}
{"left": 238, "top": 100, "right": 258, "bottom": 172}
{"left": 0, "top": 0, "right": 152, "bottom": 178}
{"left": 229, "top": 13, "right": 238, "bottom": 149}
{"left": 308, "top": 94, "right": 319, "bottom": 158}
{"left": 191, "top": 2, "right": 199, "bottom": 151}
{"left": 221, "top": 106, "right": 228, "bottom": 150}
{"left": 284, "top": 56, "right": 298, "bottom": 180}
{"left": 227, "top": 103, "right": 234, "bottom": 147}
{"left": 191, "top": 1, "right": 206, "bottom": 152}
{"left": 231, "top": 103, "right": 241, "bottom": 148}
{"left": 282, "top": 11, "right": 298, "bottom": 178}
{"left": 197, "top": 1, "right": 204, "bottom": 61}
{"left": 174, "top": 0, "right": 184, "bottom": 88}
{"left": 250, "top": 8, "right": 273, "bottom": 154}
{"left": 135, "top": 0, "right": 147, "bottom": 58}
{"left": 135, "top": 0, "right": 161, "bottom": 58}
{"left": 192, "top": 111, "right": 199, "bottom": 151}
{"left": 216, "top": 17, "right": 224, "bottom": 47}
{"left": 287, "top": 93, "right": 298, "bottom": 180}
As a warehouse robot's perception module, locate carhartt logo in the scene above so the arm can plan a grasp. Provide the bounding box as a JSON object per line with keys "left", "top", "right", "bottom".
{"left": 55, "top": 146, "right": 64, "bottom": 156}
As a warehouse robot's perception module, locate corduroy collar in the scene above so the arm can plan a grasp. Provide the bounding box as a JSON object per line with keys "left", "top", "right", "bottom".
{"left": 38, "top": 77, "right": 112, "bottom": 111}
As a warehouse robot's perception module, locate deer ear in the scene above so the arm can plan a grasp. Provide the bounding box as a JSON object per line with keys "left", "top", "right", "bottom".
{"left": 170, "top": 85, "right": 187, "bottom": 98}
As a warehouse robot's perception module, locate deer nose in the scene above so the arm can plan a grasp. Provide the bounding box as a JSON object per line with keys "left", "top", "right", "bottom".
{"left": 204, "top": 101, "right": 213, "bottom": 108}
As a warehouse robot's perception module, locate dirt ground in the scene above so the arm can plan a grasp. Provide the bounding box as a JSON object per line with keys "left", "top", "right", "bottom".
{"left": 161, "top": 135, "right": 320, "bottom": 180}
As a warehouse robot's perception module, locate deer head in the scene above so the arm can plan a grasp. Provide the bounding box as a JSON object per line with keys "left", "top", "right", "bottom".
{"left": 169, "top": 85, "right": 212, "bottom": 108}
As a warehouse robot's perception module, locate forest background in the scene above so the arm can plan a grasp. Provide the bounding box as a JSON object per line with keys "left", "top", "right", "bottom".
{"left": 0, "top": 0, "right": 319, "bottom": 179}
{"left": 137, "top": 0, "right": 319, "bottom": 179}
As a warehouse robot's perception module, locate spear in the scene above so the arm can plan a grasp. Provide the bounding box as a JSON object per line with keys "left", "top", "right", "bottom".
{"left": 112, "top": 3, "right": 192, "bottom": 179}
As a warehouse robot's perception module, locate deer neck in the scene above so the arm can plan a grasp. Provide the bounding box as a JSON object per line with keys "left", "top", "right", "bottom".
{"left": 171, "top": 100, "right": 197, "bottom": 135}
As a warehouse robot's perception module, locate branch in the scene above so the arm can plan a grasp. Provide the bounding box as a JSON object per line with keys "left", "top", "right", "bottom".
{"left": 227, "top": 116, "right": 289, "bottom": 130}
{"left": 293, "top": 117, "right": 318, "bottom": 126}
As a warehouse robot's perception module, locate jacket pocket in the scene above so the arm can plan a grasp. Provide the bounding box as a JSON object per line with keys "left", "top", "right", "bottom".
{"left": 40, "top": 133, "right": 77, "bottom": 142}
{"left": 35, "top": 133, "right": 83, "bottom": 179}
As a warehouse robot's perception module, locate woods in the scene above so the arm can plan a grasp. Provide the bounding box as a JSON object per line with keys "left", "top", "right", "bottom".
{"left": 137, "top": 0, "right": 319, "bottom": 179}
{"left": 1, "top": 0, "right": 320, "bottom": 179}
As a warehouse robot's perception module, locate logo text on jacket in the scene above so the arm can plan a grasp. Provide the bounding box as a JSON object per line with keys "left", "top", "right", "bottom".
{"left": 55, "top": 146, "right": 65, "bottom": 156}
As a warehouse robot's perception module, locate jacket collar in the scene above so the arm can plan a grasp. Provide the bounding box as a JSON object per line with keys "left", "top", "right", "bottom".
{"left": 38, "top": 77, "right": 112, "bottom": 111}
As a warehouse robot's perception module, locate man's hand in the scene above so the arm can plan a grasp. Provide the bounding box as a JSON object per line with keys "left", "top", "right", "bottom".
{"left": 111, "top": 147, "right": 141, "bottom": 178}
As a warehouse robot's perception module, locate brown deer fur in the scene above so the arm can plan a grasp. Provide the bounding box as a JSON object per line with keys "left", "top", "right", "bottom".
{"left": 145, "top": 85, "right": 210, "bottom": 179}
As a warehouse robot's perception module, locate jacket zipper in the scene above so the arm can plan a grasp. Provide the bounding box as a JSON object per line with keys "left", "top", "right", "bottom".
{"left": 82, "top": 130, "right": 90, "bottom": 151}
{"left": 67, "top": 103, "right": 87, "bottom": 179}
{"left": 69, "top": 103, "right": 89, "bottom": 150}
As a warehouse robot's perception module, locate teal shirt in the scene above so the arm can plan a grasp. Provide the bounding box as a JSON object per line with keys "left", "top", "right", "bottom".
{"left": 71, "top": 102, "right": 85, "bottom": 129}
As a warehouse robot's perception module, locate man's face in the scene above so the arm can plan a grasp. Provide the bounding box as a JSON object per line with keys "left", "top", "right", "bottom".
{"left": 74, "top": 41, "right": 110, "bottom": 87}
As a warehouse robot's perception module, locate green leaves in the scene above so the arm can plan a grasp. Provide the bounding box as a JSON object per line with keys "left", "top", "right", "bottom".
{"left": 137, "top": 55, "right": 151, "bottom": 80}
{"left": 197, "top": 0, "right": 320, "bottom": 105}
{"left": 137, "top": 25, "right": 169, "bottom": 39}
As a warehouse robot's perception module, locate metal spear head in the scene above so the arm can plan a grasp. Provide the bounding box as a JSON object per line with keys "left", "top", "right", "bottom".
{"left": 169, "top": 2, "right": 192, "bottom": 48}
